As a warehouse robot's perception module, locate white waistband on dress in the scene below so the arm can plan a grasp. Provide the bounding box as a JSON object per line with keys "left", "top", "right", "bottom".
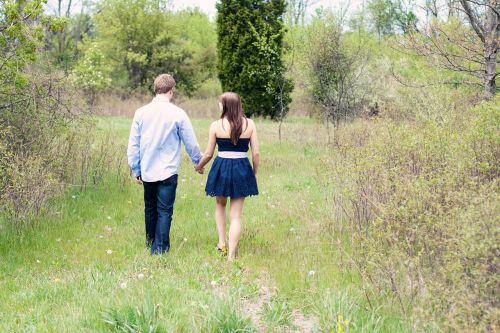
{"left": 217, "top": 151, "right": 248, "bottom": 159}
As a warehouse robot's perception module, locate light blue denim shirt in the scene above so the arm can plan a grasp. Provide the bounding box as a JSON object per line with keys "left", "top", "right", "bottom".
{"left": 127, "top": 95, "right": 202, "bottom": 182}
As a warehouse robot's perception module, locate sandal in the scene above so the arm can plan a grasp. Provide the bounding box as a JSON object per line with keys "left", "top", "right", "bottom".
{"left": 217, "top": 245, "right": 227, "bottom": 256}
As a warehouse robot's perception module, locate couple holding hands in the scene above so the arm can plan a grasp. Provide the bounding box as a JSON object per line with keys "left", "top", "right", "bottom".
{"left": 127, "top": 74, "right": 259, "bottom": 261}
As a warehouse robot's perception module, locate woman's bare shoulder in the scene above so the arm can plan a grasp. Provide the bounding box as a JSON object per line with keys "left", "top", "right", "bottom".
{"left": 246, "top": 118, "right": 257, "bottom": 129}
{"left": 209, "top": 120, "right": 220, "bottom": 133}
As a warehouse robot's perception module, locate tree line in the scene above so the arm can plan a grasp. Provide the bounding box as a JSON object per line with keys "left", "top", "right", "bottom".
{"left": 31, "top": 0, "right": 500, "bottom": 119}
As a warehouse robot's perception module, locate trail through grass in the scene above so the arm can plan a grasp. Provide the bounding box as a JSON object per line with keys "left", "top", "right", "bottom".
{"left": 0, "top": 117, "right": 411, "bottom": 332}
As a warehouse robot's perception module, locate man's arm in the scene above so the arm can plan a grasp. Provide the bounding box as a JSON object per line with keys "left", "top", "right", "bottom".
{"left": 127, "top": 111, "right": 142, "bottom": 180}
{"left": 178, "top": 113, "right": 202, "bottom": 165}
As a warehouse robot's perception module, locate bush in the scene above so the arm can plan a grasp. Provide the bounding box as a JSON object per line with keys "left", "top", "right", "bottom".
{"left": 324, "top": 96, "right": 499, "bottom": 331}
{"left": 0, "top": 2, "right": 125, "bottom": 228}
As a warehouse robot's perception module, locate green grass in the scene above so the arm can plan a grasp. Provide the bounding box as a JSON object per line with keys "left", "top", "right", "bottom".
{"left": 0, "top": 117, "right": 411, "bottom": 332}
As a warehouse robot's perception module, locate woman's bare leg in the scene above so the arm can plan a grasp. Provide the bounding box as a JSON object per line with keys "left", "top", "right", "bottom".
{"left": 228, "top": 197, "right": 245, "bottom": 261}
{"left": 215, "top": 196, "right": 227, "bottom": 249}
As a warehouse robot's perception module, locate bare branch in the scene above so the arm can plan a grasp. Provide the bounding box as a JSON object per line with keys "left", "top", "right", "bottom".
{"left": 459, "top": 0, "right": 486, "bottom": 42}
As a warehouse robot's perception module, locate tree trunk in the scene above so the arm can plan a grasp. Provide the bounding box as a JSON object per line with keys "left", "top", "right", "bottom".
{"left": 447, "top": 0, "right": 459, "bottom": 18}
{"left": 484, "top": 0, "right": 499, "bottom": 98}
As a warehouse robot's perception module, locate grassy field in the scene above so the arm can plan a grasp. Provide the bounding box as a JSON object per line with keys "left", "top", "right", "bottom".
{"left": 0, "top": 116, "right": 413, "bottom": 332}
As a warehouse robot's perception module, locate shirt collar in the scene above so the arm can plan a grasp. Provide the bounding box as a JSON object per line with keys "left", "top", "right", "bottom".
{"left": 152, "top": 95, "right": 171, "bottom": 103}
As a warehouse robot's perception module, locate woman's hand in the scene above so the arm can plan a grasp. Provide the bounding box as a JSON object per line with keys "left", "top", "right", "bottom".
{"left": 195, "top": 165, "right": 204, "bottom": 174}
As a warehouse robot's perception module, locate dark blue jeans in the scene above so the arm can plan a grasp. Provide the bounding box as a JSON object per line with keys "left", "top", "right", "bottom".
{"left": 143, "top": 174, "right": 178, "bottom": 255}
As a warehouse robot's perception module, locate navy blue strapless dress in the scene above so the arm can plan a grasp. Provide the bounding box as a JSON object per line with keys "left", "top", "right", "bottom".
{"left": 205, "top": 138, "right": 259, "bottom": 198}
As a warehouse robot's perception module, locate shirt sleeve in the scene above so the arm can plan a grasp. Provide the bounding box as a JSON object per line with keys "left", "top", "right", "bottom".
{"left": 178, "top": 113, "right": 202, "bottom": 165}
{"left": 127, "top": 111, "right": 142, "bottom": 177}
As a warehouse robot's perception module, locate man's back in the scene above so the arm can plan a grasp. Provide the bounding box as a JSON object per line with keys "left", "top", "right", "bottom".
{"left": 127, "top": 95, "right": 201, "bottom": 182}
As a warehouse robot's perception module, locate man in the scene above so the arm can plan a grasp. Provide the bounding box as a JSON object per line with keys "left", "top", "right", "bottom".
{"left": 127, "top": 74, "right": 202, "bottom": 254}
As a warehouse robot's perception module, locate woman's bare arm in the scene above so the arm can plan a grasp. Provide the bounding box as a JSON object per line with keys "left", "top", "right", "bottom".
{"left": 249, "top": 120, "right": 260, "bottom": 176}
{"left": 195, "top": 122, "right": 217, "bottom": 173}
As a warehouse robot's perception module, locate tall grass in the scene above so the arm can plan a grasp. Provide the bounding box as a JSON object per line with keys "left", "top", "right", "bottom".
{"left": 1, "top": 93, "right": 497, "bottom": 331}
{"left": 0, "top": 116, "right": 419, "bottom": 332}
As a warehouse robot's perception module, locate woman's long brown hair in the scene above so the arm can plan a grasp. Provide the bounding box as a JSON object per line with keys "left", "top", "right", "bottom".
{"left": 220, "top": 92, "right": 246, "bottom": 145}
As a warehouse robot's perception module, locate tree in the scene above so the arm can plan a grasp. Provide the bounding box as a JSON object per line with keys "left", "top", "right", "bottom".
{"left": 307, "top": 14, "right": 371, "bottom": 129}
{"left": 93, "top": 0, "right": 203, "bottom": 94}
{"left": 401, "top": 0, "right": 498, "bottom": 98}
{"left": 71, "top": 41, "right": 112, "bottom": 105}
{"left": 285, "top": 0, "right": 320, "bottom": 26}
{"left": 459, "top": 0, "right": 499, "bottom": 98}
{"left": 216, "top": 0, "right": 293, "bottom": 119}
{"left": 367, "top": 0, "right": 418, "bottom": 36}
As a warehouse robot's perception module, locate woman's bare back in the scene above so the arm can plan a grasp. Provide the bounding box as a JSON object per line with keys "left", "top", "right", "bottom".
{"left": 214, "top": 118, "right": 254, "bottom": 139}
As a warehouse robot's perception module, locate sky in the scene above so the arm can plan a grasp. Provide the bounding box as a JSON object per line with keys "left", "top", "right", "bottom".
{"left": 171, "top": 0, "right": 364, "bottom": 20}
{"left": 45, "top": 0, "right": 429, "bottom": 24}
{"left": 45, "top": 0, "right": 365, "bottom": 20}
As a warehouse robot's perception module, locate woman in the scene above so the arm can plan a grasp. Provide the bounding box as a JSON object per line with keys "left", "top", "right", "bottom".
{"left": 195, "top": 92, "right": 259, "bottom": 261}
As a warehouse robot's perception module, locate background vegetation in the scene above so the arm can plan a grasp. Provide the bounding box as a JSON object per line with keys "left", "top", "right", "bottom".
{"left": 0, "top": 0, "right": 498, "bottom": 332}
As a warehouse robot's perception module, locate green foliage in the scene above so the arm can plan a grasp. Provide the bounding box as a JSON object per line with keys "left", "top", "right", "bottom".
{"left": 204, "top": 302, "right": 255, "bottom": 333}
{"left": 43, "top": 13, "right": 95, "bottom": 71}
{"left": 325, "top": 96, "right": 500, "bottom": 331}
{"left": 0, "top": 1, "right": 65, "bottom": 222}
{"left": 91, "top": 0, "right": 216, "bottom": 95}
{"left": 0, "top": 0, "right": 45, "bottom": 89}
{"left": 0, "top": 0, "right": 120, "bottom": 225}
{"left": 172, "top": 8, "right": 218, "bottom": 84}
{"left": 216, "top": 0, "right": 293, "bottom": 119}
{"left": 261, "top": 296, "right": 292, "bottom": 329}
{"left": 310, "top": 290, "right": 411, "bottom": 333}
{"left": 103, "top": 300, "right": 166, "bottom": 333}
{"left": 71, "top": 40, "right": 112, "bottom": 104}
{"left": 366, "top": 0, "right": 418, "bottom": 35}
{"left": 306, "top": 13, "right": 372, "bottom": 123}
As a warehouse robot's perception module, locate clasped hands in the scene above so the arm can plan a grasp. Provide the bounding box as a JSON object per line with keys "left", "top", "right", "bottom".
{"left": 194, "top": 164, "right": 204, "bottom": 174}
{"left": 134, "top": 165, "right": 204, "bottom": 185}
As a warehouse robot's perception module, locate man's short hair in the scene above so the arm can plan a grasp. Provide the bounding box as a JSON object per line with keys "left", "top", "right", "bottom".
{"left": 153, "top": 74, "right": 176, "bottom": 94}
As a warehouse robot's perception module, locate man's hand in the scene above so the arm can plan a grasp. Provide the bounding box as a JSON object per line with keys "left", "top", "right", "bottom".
{"left": 135, "top": 176, "right": 143, "bottom": 184}
{"left": 194, "top": 165, "right": 204, "bottom": 174}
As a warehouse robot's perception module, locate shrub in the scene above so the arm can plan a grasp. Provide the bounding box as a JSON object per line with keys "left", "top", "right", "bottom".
{"left": 325, "top": 96, "right": 499, "bottom": 331}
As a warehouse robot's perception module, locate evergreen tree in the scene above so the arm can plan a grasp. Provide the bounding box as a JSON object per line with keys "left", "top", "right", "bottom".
{"left": 216, "top": 0, "right": 293, "bottom": 119}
